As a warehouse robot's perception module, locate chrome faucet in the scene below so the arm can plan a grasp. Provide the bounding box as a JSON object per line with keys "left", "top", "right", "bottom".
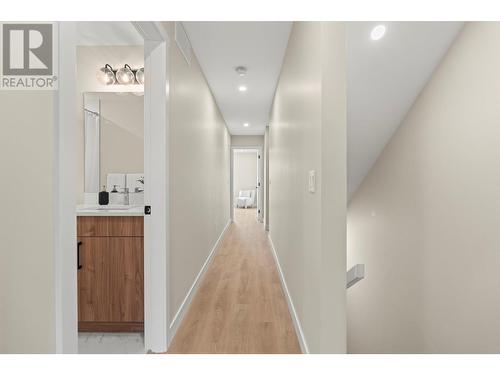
{"left": 119, "top": 187, "right": 130, "bottom": 205}
{"left": 135, "top": 176, "right": 144, "bottom": 193}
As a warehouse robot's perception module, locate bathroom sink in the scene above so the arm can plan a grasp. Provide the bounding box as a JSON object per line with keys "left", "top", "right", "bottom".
{"left": 76, "top": 204, "right": 144, "bottom": 216}
{"left": 81, "top": 205, "right": 137, "bottom": 211}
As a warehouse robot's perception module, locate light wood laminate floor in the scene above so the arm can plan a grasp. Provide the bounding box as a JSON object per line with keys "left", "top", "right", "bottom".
{"left": 167, "top": 208, "right": 301, "bottom": 354}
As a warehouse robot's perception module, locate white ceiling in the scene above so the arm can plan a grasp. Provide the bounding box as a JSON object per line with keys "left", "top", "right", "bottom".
{"left": 182, "top": 22, "right": 292, "bottom": 135}
{"left": 347, "top": 22, "right": 463, "bottom": 199}
{"left": 76, "top": 22, "right": 143, "bottom": 46}
{"left": 76, "top": 21, "right": 464, "bottom": 199}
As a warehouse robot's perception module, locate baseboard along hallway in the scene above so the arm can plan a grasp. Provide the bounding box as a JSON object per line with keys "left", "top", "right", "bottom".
{"left": 167, "top": 208, "right": 301, "bottom": 353}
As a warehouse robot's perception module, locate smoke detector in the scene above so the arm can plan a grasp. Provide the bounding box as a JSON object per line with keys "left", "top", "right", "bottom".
{"left": 235, "top": 66, "right": 247, "bottom": 76}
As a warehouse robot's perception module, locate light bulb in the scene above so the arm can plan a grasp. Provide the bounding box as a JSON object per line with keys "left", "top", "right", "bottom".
{"left": 116, "top": 64, "right": 135, "bottom": 85}
{"left": 243, "top": 123, "right": 249, "bottom": 127}
{"left": 96, "top": 64, "right": 115, "bottom": 85}
{"left": 238, "top": 85, "right": 247, "bottom": 92}
{"left": 135, "top": 67, "right": 145, "bottom": 85}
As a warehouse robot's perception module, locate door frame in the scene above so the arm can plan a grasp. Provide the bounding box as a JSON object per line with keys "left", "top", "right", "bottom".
{"left": 54, "top": 21, "right": 78, "bottom": 353}
{"left": 54, "top": 21, "right": 170, "bottom": 353}
{"left": 134, "top": 21, "right": 170, "bottom": 353}
{"left": 230, "top": 146, "right": 264, "bottom": 223}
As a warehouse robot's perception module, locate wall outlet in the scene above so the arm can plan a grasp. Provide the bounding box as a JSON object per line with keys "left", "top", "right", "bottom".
{"left": 308, "top": 170, "right": 316, "bottom": 193}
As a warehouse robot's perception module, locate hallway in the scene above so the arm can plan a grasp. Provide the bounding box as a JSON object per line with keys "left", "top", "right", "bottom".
{"left": 167, "top": 208, "right": 301, "bottom": 353}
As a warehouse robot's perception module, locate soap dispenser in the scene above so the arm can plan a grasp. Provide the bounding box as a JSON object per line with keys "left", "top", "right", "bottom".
{"left": 99, "top": 185, "right": 109, "bottom": 205}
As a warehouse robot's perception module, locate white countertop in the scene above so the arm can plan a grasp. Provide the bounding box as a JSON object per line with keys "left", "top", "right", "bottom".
{"left": 76, "top": 204, "right": 144, "bottom": 217}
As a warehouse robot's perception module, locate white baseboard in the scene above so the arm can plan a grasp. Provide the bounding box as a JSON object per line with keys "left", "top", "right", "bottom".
{"left": 168, "top": 219, "right": 232, "bottom": 344}
{"left": 268, "top": 235, "right": 309, "bottom": 354}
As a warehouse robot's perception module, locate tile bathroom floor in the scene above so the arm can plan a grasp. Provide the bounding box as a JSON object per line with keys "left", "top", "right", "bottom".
{"left": 78, "top": 333, "right": 146, "bottom": 354}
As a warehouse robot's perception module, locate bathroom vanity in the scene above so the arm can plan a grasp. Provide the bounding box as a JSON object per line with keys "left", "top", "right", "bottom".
{"left": 78, "top": 91, "right": 145, "bottom": 332}
{"left": 77, "top": 207, "right": 144, "bottom": 332}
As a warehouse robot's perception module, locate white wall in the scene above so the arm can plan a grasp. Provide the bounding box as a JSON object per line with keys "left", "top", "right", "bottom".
{"left": 160, "top": 22, "right": 231, "bottom": 325}
{"left": 231, "top": 135, "right": 264, "bottom": 147}
{"left": 233, "top": 151, "right": 258, "bottom": 205}
{"left": 348, "top": 22, "right": 500, "bottom": 353}
{"left": 76, "top": 45, "right": 143, "bottom": 202}
{"left": 0, "top": 92, "right": 55, "bottom": 353}
{"left": 269, "top": 22, "right": 346, "bottom": 353}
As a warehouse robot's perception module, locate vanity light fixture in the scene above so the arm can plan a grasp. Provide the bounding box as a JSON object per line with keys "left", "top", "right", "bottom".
{"left": 116, "top": 64, "right": 135, "bottom": 85}
{"left": 135, "top": 67, "right": 145, "bottom": 85}
{"left": 96, "top": 64, "right": 145, "bottom": 86}
{"left": 96, "top": 64, "right": 116, "bottom": 85}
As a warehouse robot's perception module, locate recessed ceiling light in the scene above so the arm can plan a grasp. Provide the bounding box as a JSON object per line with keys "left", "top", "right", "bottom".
{"left": 243, "top": 123, "right": 249, "bottom": 127}
{"left": 238, "top": 85, "right": 247, "bottom": 92}
{"left": 370, "top": 24, "right": 386, "bottom": 41}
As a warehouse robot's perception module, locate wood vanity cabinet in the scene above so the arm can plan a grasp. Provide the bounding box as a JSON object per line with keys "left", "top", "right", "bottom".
{"left": 77, "top": 216, "right": 144, "bottom": 332}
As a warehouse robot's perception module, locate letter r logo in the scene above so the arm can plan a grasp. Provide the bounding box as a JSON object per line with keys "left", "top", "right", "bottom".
{"left": 2, "top": 23, "right": 53, "bottom": 76}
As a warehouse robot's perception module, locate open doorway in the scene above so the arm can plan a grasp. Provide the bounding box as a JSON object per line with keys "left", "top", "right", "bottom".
{"left": 75, "top": 25, "right": 146, "bottom": 354}
{"left": 78, "top": 91, "right": 145, "bottom": 353}
{"left": 231, "top": 147, "right": 264, "bottom": 223}
{"left": 55, "top": 21, "right": 169, "bottom": 354}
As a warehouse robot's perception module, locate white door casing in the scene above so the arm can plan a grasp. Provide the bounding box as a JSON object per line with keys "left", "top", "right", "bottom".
{"left": 230, "top": 146, "right": 264, "bottom": 223}
{"left": 133, "top": 21, "right": 170, "bottom": 353}
{"left": 54, "top": 21, "right": 170, "bottom": 354}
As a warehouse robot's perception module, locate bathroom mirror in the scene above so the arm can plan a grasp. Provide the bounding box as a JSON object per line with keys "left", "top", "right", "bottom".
{"left": 83, "top": 92, "right": 144, "bottom": 196}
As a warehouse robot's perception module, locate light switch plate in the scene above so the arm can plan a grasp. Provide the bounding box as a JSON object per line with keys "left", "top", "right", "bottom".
{"left": 308, "top": 170, "right": 316, "bottom": 193}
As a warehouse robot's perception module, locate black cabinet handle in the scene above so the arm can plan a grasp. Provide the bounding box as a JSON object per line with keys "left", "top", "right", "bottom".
{"left": 77, "top": 241, "right": 83, "bottom": 270}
